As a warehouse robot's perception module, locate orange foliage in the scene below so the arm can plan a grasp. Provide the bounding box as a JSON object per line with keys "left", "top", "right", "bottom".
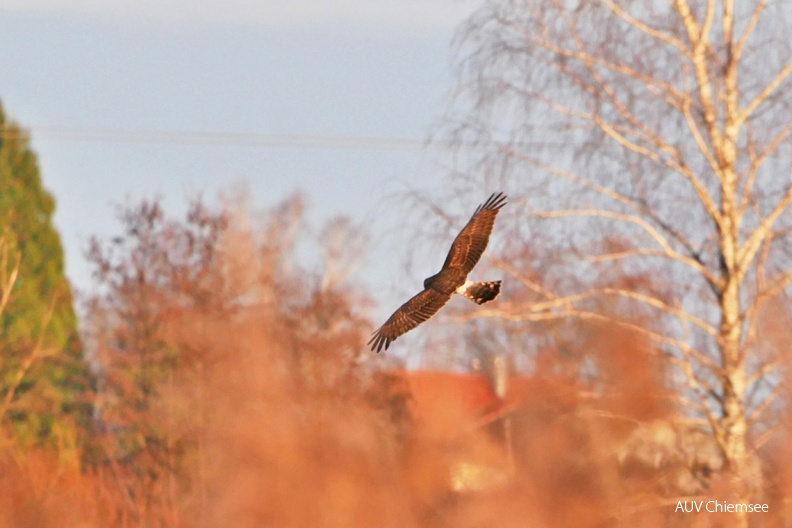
{"left": 1, "top": 196, "right": 787, "bottom": 528}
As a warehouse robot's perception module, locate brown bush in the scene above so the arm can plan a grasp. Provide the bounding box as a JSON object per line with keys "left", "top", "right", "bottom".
{"left": 1, "top": 195, "right": 784, "bottom": 528}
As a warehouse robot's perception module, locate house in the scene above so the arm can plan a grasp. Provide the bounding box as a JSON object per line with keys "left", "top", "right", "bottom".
{"left": 397, "top": 366, "right": 581, "bottom": 493}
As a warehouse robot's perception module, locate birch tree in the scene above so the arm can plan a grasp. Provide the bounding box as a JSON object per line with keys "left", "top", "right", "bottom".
{"left": 443, "top": 0, "right": 792, "bottom": 502}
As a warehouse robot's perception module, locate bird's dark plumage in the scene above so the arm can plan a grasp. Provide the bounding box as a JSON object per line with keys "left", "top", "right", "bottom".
{"left": 369, "top": 192, "right": 506, "bottom": 352}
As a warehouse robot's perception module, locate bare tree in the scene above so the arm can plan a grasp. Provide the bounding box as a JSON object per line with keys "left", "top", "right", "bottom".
{"left": 83, "top": 192, "right": 387, "bottom": 525}
{"left": 442, "top": 0, "right": 792, "bottom": 507}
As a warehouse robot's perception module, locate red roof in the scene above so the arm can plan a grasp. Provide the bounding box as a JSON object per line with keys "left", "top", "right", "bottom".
{"left": 405, "top": 371, "right": 500, "bottom": 428}
{"left": 399, "top": 370, "right": 583, "bottom": 434}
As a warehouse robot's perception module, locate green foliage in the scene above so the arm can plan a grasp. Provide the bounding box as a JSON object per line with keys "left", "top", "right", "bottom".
{"left": 0, "top": 101, "right": 93, "bottom": 447}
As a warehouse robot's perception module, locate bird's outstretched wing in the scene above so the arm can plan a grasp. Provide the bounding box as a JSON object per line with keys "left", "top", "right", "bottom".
{"left": 368, "top": 288, "right": 452, "bottom": 353}
{"left": 440, "top": 192, "right": 507, "bottom": 273}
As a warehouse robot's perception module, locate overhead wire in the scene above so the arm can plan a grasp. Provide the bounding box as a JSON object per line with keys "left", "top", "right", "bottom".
{"left": 0, "top": 125, "right": 569, "bottom": 152}
{"left": 0, "top": 125, "right": 440, "bottom": 152}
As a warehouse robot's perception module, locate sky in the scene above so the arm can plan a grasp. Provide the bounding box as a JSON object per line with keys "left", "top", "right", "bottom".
{"left": 0, "top": 1, "right": 481, "bottom": 337}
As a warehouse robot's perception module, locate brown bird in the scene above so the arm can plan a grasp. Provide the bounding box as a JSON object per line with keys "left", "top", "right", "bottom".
{"left": 369, "top": 192, "right": 507, "bottom": 353}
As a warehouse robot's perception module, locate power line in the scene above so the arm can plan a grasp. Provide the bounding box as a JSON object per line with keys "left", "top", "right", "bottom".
{"left": 2, "top": 125, "right": 438, "bottom": 152}
{"left": 0, "top": 125, "right": 569, "bottom": 152}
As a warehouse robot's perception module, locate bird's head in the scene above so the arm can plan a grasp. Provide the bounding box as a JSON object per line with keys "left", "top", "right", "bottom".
{"left": 423, "top": 273, "right": 439, "bottom": 289}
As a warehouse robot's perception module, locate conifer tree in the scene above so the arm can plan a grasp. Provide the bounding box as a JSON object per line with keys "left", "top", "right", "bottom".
{"left": 0, "top": 102, "right": 91, "bottom": 448}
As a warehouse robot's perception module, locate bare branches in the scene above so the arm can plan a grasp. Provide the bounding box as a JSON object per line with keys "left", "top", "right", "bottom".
{"left": 601, "top": 0, "right": 687, "bottom": 53}
{"left": 534, "top": 209, "right": 669, "bottom": 248}
{"left": 448, "top": 0, "right": 792, "bottom": 499}
{"left": 530, "top": 209, "right": 721, "bottom": 286}
{"left": 488, "top": 255, "right": 556, "bottom": 300}
{"left": 515, "top": 9, "right": 725, "bottom": 230}
{"left": 722, "top": 0, "right": 735, "bottom": 50}
{"left": 759, "top": 266, "right": 792, "bottom": 301}
{"left": 526, "top": 32, "right": 687, "bottom": 108}
{"left": 528, "top": 287, "right": 718, "bottom": 338}
{"left": 681, "top": 99, "right": 721, "bottom": 176}
{"left": 734, "top": 0, "right": 766, "bottom": 61}
{"left": 746, "top": 387, "right": 781, "bottom": 423}
{"left": 738, "top": 186, "right": 792, "bottom": 276}
{"left": 451, "top": 302, "right": 716, "bottom": 370}
{"left": 739, "top": 120, "right": 792, "bottom": 215}
{"left": 740, "top": 62, "right": 792, "bottom": 125}
{"left": 497, "top": 145, "right": 641, "bottom": 211}
{"left": 675, "top": 0, "right": 724, "bottom": 159}
{"left": 675, "top": 345, "right": 727, "bottom": 451}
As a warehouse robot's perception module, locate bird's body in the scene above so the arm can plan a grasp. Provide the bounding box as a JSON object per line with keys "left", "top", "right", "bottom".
{"left": 423, "top": 268, "right": 466, "bottom": 294}
{"left": 369, "top": 192, "right": 507, "bottom": 353}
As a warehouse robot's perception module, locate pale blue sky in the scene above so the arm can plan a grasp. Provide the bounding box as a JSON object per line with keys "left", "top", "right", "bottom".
{"left": 0, "top": 1, "right": 478, "bottom": 330}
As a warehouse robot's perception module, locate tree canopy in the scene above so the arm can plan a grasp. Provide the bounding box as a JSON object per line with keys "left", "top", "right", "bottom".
{"left": 0, "top": 102, "right": 91, "bottom": 447}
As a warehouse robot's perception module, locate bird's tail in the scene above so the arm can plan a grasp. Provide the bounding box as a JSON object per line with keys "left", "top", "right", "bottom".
{"left": 457, "top": 280, "right": 501, "bottom": 305}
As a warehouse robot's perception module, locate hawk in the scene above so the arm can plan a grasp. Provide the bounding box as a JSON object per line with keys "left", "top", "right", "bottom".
{"left": 369, "top": 192, "right": 507, "bottom": 353}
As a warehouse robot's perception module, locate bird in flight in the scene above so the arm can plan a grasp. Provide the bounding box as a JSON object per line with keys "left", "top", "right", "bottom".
{"left": 369, "top": 192, "right": 507, "bottom": 353}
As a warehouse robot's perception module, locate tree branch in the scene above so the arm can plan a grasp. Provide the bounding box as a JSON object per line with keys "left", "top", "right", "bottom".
{"left": 734, "top": 0, "right": 766, "bottom": 62}
{"left": 740, "top": 61, "right": 792, "bottom": 124}
{"left": 451, "top": 304, "right": 720, "bottom": 374}
{"left": 523, "top": 286, "right": 718, "bottom": 338}
{"left": 738, "top": 185, "right": 792, "bottom": 276}
{"left": 531, "top": 209, "right": 721, "bottom": 286}
{"left": 739, "top": 120, "right": 792, "bottom": 215}
{"left": 601, "top": 0, "right": 688, "bottom": 53}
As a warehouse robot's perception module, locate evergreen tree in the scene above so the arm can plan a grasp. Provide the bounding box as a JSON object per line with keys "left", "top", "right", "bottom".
{"left": 0, "top": 102, "right": 91, "bottom": 449}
